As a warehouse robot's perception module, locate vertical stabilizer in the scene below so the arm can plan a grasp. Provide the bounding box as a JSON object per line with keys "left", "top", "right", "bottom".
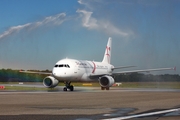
{"left": 102, "top": 37, "right": 112, "bottom": 64}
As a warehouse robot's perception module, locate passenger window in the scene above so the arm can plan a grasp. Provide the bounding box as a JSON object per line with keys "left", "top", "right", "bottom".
{"left": 59, "top": 65, "right": 63, "bottom": 67}
{"left": 57, "top": 64, "right": 70, "bottom": 68}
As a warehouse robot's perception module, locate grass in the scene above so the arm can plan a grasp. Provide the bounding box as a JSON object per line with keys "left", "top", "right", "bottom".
{"left": 0, "top": 82, "right": 91, "bottom": 91}
{"left": 1, "top": 86, "right": 50, "bottom": 91}
{"left": 0, "top": 82, "right": 180, "bottom": 91}
{"left": 66, "top": 82, "right": 180, "bottom": 89}
{"left": 119, "top": 82, "right": 180, "bottom": 89}
{"left": 0, "top": 83, "right": 57, "bottom": 91}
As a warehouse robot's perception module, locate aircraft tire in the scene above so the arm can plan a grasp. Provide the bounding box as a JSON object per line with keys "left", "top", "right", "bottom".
{"left": 69, "top": 85, "right": 74, "bottom": 91}
{"left": 63, "top": 87, "right": 67, "bottom": 91}
{"left": 101, "top": 87, "right": 105, "bottom": 90}
{"left": 106, "top": 87, "right": 110, "bottom": 90}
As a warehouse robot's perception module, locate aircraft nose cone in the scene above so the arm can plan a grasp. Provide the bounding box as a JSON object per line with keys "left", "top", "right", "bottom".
{"left": 52, "top": 68, "right": 65, "bottom": 79}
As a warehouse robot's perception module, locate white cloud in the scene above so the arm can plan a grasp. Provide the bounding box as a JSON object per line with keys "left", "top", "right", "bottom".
{"left": 78, "top": 0, "right": 84, "bottom": 5}
{"left": 101, "top": 21, "right": 129, "bottom": 36}
{"left": 78, "top": 0, "right": 92, "bottom": 9}
{"left": 76, "top": 9, "right": 98, "bottom": 29}
{"left": 77, "top": 9, "right": 129, "bottom": 37}
{"left": 76, "top": 0, "right": 132, "bottom": 37}
{"left": 0, "top": 13, "right": 66, "bottom": 40}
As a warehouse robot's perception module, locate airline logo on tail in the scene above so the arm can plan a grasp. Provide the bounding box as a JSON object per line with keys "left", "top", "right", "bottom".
{"left": 102, "top": 37, "right": 112, "bottom": 64}
{"left": 105, "top": 46, "right": 111, "bottom": 63}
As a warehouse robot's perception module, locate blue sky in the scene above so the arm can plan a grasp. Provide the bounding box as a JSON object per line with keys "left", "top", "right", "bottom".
{"left": 0, "top": 0, "right": 179, "bottom": 74}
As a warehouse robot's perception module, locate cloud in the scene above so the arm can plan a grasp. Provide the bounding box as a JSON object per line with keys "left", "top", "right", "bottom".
{"left": 78, "top": 0, "right": 92, "bottom": 9}
{"left": 76, "top": 9, "right": 129, "bottom": 37}
{"left": 0, "top": 13, "right": 66, "bottom": 40}
{"left": 78, "top": 0, "right": 85, "bottom": 5}
{"left": 76, "top": 0, "right": 132, "bottom": 37}
{"left": 101, "top": 21, "right": 129, "bottom": 36}
{"left": 76, "top": 9, "right": 98, "bottom": 29}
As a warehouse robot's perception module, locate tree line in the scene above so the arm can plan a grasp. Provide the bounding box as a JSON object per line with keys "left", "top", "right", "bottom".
{"left": 0, "top": 69, "right": 49, "bottom": 82}
{"left": 114, "top": 73, "right": 180, "bottom": 82}
{"left": 0, "top": 69, "right": 179, "bottom": 82}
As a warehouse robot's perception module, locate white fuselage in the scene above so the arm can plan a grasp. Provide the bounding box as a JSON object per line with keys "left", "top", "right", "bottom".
{"left": 52, "top": 58, "right": 114, "bottom": 82}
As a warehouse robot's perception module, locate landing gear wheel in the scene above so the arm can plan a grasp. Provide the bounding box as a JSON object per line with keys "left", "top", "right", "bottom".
{"left": 101, "top": 87, "right": 109, "bottom": 90}
{"left": 64, "top": 81, "right": 74, "bottom": 91}
{"left": 101, "top": 87, "right": 105, "bottom": 90}
{"left": 63, "top": 87, "right": 67, "bottom": 91}
{"left": 69, "top": 85, "right": 74, "bottom": 91}
{"left": 106, "top": 87, "right": 109, "bottom": 90}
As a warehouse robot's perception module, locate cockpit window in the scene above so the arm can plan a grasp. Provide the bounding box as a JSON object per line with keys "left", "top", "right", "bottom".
{"left": 59, "top": 65, "right": 64, "bottom": 67}
{"left": 54, "top": 65, "right": 58, "bottom": 67}
{"left": 54, "top": 64, "right": 70, "bottom": 68}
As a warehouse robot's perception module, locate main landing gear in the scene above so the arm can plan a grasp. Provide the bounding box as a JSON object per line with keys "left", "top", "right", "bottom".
{"left": 63, "top": 81, "right": 74, "bottom": 91}
{"left": 101, "top": 86, "right": 110, "bottom": 90}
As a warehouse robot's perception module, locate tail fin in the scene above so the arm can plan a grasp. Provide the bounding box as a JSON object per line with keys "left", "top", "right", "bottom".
{"left": 102, "top": 37, "right": 112, "bottom": 64}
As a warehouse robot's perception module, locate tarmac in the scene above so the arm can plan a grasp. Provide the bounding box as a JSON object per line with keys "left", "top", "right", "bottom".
{"left": 0, "top": 86, "right": 180, "bottom": 120}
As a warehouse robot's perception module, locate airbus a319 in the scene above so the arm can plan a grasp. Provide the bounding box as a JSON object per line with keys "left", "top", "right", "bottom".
{"left": 20, "top": 37, "right": 175, "bottom": 91}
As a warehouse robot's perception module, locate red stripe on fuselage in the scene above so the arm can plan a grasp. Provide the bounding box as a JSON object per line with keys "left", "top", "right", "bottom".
{"left": 91, "top": 61, "right": 96, "bottom": 73}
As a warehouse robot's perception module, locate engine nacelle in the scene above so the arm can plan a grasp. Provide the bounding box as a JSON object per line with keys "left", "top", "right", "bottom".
{"left": 99, "top": 75, "right": 115, "bottom": 88}
{"left": 43, "top": 76, "right": 59, "bottom": 88}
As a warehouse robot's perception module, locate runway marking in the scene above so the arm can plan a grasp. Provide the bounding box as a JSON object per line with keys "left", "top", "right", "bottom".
{"left": 102, "top": 108, "right": 180, "bottom": 120}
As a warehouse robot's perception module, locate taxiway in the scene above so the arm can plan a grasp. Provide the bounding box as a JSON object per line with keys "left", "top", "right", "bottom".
{"left": 0, "top": 87, "right": 180, "bottom": 120}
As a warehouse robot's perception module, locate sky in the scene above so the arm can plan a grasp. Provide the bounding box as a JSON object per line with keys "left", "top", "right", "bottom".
{"left": 0, "top": 0, "right": 180, "bottom": 75}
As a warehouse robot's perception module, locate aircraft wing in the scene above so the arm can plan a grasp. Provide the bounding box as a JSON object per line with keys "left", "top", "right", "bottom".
{"left": 112, "top": 67, "right": 176, "bottom": 75}
{"left": 89, "top": 67, "right": 175, "bottom": 79}
{"left": 112, "top": 66, "right": 136, "bottom": 70}
{"left": 19, "top": 70, "right": 52, "bottom": 75}
{"left": 89, "top": 74, "right": 108, "bottom": 79}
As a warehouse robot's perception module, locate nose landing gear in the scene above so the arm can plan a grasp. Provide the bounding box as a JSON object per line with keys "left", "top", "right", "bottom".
{"left": 63, "top": 81, "right": 74, "bottom": 91}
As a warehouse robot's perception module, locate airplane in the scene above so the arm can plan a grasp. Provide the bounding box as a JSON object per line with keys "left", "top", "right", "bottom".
{"left": 20, "top": 37, "right": 175, "bottom": 91}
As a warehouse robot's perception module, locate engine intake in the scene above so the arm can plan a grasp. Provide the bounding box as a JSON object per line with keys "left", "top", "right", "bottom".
{"left": 43, "top": 76, "right": 59, "bottom": 88}
{"left": 99, "top": 75, "right": 115, "bottom": 87}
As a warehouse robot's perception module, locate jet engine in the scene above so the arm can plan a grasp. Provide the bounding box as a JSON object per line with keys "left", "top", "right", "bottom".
{"left": 43, "top": 76, "right": 59, "bottom": 88}
{"left": 99, "top": 75, "right": 115, "bottom": 88}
